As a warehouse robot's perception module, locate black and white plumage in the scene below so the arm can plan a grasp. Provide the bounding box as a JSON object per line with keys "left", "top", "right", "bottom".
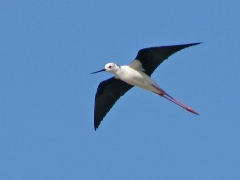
{"left": 92, "top": 43, "right": 201, "bottom": 130}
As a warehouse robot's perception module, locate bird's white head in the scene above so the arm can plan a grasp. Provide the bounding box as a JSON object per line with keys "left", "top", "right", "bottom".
{"left": 104, "top": 63, "right": 120, "bottom": 73}
{"left": 91, "top": 62, "right": 121, "bottom": 75}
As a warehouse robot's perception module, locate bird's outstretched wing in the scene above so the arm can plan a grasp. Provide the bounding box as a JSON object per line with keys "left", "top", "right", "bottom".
{"left": 131, "top": 43, "right": 201, "bottom": 76}
{"left": 94, "top": 77, "right": 133, "bottom": 130}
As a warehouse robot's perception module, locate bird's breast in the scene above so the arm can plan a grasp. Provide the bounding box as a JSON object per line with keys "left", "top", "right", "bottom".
{"left": 116, "top": 67, "right": 147, "bottom": 87}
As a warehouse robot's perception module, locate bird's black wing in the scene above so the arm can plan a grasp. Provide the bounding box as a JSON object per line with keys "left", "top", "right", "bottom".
{"left": 94, "top": 77, "right": 133, "bottom": 130}
{"left": 135, "top": 43, "right": 201, "bottom": 76}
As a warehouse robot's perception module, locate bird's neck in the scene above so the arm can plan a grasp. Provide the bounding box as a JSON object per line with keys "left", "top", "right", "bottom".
{"left": 114, "top": 66, "right": 125, "bottom": 79}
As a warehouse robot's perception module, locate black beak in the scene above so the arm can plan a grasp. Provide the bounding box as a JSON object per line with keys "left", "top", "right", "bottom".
{"left": 91, "top": 69, "right": 106, "bottom": 74}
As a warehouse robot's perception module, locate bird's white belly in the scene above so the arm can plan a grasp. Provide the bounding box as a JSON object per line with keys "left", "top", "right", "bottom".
{"left": 121, "top": 71, "right": 147, "bottom": 87}
{"left": 116, "top": 67, "right": 160, "bottom": 94}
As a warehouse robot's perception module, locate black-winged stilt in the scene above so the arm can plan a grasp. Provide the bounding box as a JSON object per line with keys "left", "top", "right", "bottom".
{"left": 92, "top": 43, "right": 201, "bottom": 130}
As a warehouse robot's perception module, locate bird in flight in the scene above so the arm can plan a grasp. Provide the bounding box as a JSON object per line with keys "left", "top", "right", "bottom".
{"left": 91, "top": 42, "right": 201, "bottom": 130}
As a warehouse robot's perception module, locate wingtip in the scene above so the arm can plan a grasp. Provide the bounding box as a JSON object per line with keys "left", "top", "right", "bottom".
{"left": 94, "top": 124, "right": 99, "bottom": 131}
{"left": 188, "top": 42, "right": 202, "bottom": 46}
{"left": 181, "top": 42, "right": 202, "bottom": 49}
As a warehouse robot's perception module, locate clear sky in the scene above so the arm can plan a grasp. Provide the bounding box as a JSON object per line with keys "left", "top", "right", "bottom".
{"left": 0, "top": 1, "right": 239, "bottom": 179}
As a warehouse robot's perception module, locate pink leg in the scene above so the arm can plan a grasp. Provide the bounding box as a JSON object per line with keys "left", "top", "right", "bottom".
{"left": 151, "top": 85, "right": 199, "bottom": 115}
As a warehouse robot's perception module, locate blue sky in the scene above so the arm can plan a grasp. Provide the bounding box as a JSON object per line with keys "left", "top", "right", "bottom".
{"left": 0, "top": 1, "right": 239, "bottom": 179}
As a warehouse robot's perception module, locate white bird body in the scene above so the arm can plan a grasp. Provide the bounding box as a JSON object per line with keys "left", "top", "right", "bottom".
{"left": 109, "top": 64, "right": 162, "bottom": 94}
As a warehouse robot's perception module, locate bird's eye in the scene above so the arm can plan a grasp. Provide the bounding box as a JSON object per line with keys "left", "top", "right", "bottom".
{"left": 108, "top": 66, "right": 112, "bottom": 68}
